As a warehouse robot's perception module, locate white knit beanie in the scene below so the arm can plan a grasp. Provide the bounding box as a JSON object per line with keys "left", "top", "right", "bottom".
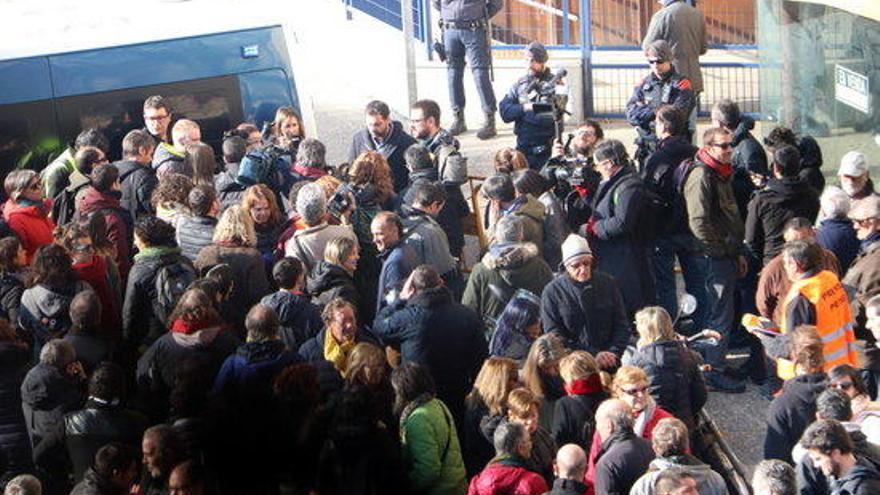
{"left": 560, "top": 234, "right": 592, "bottom": 266}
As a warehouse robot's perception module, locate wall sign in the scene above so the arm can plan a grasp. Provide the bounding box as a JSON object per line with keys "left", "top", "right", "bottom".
{"left": 835, "top": 65, "right": 870, "bottom": 114}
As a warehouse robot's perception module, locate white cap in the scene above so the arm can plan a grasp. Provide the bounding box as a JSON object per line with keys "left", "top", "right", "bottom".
{"left": 839, "top": 151, "right": 869, "bottom": 177}
{"left": 561, "top": 234, "right": 592, "bottom": 266}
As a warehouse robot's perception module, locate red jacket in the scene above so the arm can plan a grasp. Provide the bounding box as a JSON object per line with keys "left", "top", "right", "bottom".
{"left": 467, "top": 457, "right": 548, "bottom": 495}
{"left": 73, "top": 255, "right": 122, "bottom": 339}
{"left": 77, "top": 188, "right": 131, "bottom": 277}
{"left": 2, "top": 199, "right": 55, "bottom": 264}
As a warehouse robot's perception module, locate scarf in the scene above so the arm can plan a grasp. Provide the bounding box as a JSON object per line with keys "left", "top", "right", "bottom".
{"left": 861, "top": 232, "right": 880, "bottom": 253}
{"left": 292, "top": 164, "right": 327, "bottom": 179}
{"left": 564, "top": 374, "right": 604, "bottom": 396}
{"left": 323, "top": 329, "right": 356, "bottom": 373}
{"left": 696, "top": 147, "right": 733, "bottom": 180}
{"left": 133, "top": 245, "right": 181, "bottom": 261}
{"left": 634, "top": 396, "right": 657, "bottom": 437}
{"left": 171, "top": 316, "right": 221, "bottom": 335}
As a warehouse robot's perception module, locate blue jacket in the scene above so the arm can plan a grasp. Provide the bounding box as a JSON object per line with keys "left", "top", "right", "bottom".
{"left": 816, "top": 217, "right": 861, "bottom": 274}
{"left": 213, "top": 340, "right": 301, "bottom": 402}
{"left": 499, "top": 69, "right": 557, "bottom": 148}
{"left": 260, "top": 291, "right": 324, "bottom": 351}
{"left": 376, "top": 242, "right": 419, "bottom": 315}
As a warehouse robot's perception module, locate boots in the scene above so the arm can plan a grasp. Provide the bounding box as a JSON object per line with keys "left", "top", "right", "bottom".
{"left": 449, "top": 109, "right": 467, "bottom": 136}
{"left": 476, "top": 111, "right": 497, "bottom": 140}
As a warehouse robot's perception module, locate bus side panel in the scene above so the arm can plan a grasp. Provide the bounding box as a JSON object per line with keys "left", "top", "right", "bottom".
{"left": 238, "top": 69, "right": 297, "bottom": 129}
{"left": 0, "top": 57, "right": 54, "bottom": 105}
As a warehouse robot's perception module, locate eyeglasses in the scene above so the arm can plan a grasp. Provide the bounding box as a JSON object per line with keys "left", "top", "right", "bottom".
{"left": 647, "top": 59, "right": 665, "bottom": 65}
{"left": 566, "top": 259, "right": 592, "bottom": 269}
{"left": 144, "top": 113, "right": 169, "bottom": 121}
{"left": 577, "top": 129, "right": 596, "bottom": 137}
{"left": 622, "top": 385, "right": 649, "bottom": 396}
{"left": 711, "top": 142, "right": 734, "bottom": 150}
{"left": 831, "top": 381, "right": 854, "bottom": 391}
{"left": 852, "top": 217, "right": 874, "bottom": 226}
{"left": 72, "top": 243, "right": 94, "bottom": 253}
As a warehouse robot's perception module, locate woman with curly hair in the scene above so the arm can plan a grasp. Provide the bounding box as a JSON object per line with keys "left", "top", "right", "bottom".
{"left": 195, "top": 206, "right": 271, "bottom": 334}
{"left": 241, "top": 184, "right": 287, "bottom": 265}
{"left": 350, "top": 151, "right": 396, "bottom": 209}
{"left": 151, "top": 173, "right": 194, "bottom": 228}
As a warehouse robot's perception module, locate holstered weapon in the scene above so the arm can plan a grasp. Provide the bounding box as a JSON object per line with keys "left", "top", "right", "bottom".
{"left": 434, "top": 20, "right": 447, "bottom": 62}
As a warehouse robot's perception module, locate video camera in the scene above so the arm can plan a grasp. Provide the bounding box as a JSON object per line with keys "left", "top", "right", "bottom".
{"left": 327, "top": 183, "right": 356, "bottom": 220}
{"left": 522, "top": 68, "right": 569, "bottom": 117}
{"left": 260, "top": 121, "right": 301, "bottom": 158}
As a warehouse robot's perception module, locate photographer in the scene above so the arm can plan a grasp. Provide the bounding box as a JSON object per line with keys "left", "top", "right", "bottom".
{"left": 542, "top": 121, "right": 604, "bottom": 232}
{"left": 499, "top": 42, "right": 562, "bottom": 170}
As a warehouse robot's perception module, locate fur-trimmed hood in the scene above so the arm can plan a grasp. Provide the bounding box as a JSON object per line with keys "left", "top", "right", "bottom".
{"left": 481, "top": 242, "right": 540, "bottom": 270}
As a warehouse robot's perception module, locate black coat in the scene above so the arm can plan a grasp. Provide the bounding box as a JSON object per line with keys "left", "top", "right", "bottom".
{"left": 348, "top": 121, "right": 417, "bottom": 193}
{"left": 62, "top": 333, "right": 114, "bottom": 375}
{"left": 400, "top": 168, "right": 470, "bottom": 258}
{"left": 70, "top": 468, "right": 127, "bottom": 495}
{"left": 764, "top": 372, "right": 827, "bottom": 463}
{"left": 548, "top": 478, "right": 589, "bottom": 495}
{"left": 260, "top": 291, "right": 324, "bottom": 351}
{"left": 624, "top": 340, "right": 707, "bottom": 431}
{"left": 0, "top": 272, "right": 24, "bottom": 325}
{"left": 594, "top": 430, "right": 655, "bottom": 495}
{"left": 115, "top": 160, "right": 157, "bottom": 221}
{"left": 195, "top": 244, "right": 272, "bottom": 334}
{"left": 373, "top": 286, "right": 488, "bottom": 426}
{"left": 20, "top": 363, "right": 85, "bottom": 472}
{"left": 590, "top": 166, "right": 652, "bottom": 315}
{"left": 540, "top": 272, "right": 630, "bottom": 357}
{"left": 796, "top": 428, "right": 880, "bottom": 495}
{"left": 816, "top": 218, "right": 861, "bottom": 275}
{"left": 730, "top": 117, "right": 768, "bottom": 219}
{"left": 552, "top": 391, "right": 608, "bottom": 448}
{"left": 642, "top": 136, "right": 697, "bottom": 237}
{"left": 0, "top": 341, "right": 33, "bottom": 480}
{"left": 306, "top": 261, "right": 360, "bottom": 311}
{"left": 64, "top": 399, "right": 148, "bottom": 481}
{"left": 745, "top": 177, "right": 820, "bottom": 266}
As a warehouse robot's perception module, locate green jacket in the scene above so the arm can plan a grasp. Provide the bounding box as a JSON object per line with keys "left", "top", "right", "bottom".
{"left": 683, "top": 163, "right": 744, "bottom": 259}
{"left": 462, "top": 242, "right": 552, "bottom": 323}
{"left": 401, "top": 398, "right": 467, "bottom": 495}
{"left": 41, "top": 148, "right": 76, "bottom": 199}
{"left": 485, "top": 195, "right": 546, "bottom": 256}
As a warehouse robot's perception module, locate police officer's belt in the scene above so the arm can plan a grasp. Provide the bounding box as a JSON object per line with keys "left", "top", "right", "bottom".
{"left": 440, "top": 19, "right": 486, "bottom": 29}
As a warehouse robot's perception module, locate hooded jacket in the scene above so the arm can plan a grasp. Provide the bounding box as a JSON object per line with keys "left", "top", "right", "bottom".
{"left": 70, "top": 467, "right": 128, "bottom": 495}
{"left": 745, "top": 177, "right": 820, "bottom": 265}
{"left": 623, "top": 340, "right": 707, "bottom": 431}
{"left": 829, "top": 457, "right": 880, "bottom": 495}
{"left": 730, "top": 116, "right": 769, "bottom": 219}
{"left": 541, "top": 271, "right": 629, "bottom": 357}
{"left": 349, "top": 120, "right": 417, "bottom": 192}
{"left": 2, "top": 199, "right": 55, "bottom": 264}
{"left": 795, "top": 425, "right": 880, "bottom": 495}
{"left": 629, "top": 455, "right": 728, "bottom": 495}
{"left": 77, "top": 187, "right": 132, "bottom": 275}
{"left": 64, "top": 398, "right": 148, "bottom": 481}
{"left": 462, "top": 242, "right": 552, "bottom": 324}
{"left": 212, "top": 339, "right": 302, "bottom": 404}
{"left": 467, "top": 456, "right": 548, "bottom": 495}
{"left": 115, "top": 159, "right": 157, "bottom": 220}
{"left": 151, "top": 143, "right": 190, "bottom": 178}
{"left": 816, "top": 217, "right": 860, "bottom": 275}
{"left": 20, "top": 280, "right": 91, "bottom": 348}
{"left": 0, "top": 271, "right": 24, "bottom": 325}
{"left": 642, "top": 135, "right": 698, "bottom": 237}
{"left": 20, "top": 363, "right": 85, "bottom": 470}
{"left": 764, "top": 372, "right": 827, "bottom": 464}
{"left": 486, "top": 195, "right": 545, "bottom": 258}
{"left": 260, "top": 290, "right": 324, "bottom": 351}
{"left": 306, "top": 260, "right": 360, "bottom": 310}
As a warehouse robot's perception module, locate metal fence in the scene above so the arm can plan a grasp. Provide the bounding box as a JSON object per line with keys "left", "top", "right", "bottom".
{"left": 346, "top": 0, "right": 426, "bottom": 41}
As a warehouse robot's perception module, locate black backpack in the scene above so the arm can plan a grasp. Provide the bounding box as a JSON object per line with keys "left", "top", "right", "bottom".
{"left": 51, "top": 182, "right": 89, "bottom": 226}
{"left": 152, "top": 259, "right": 197, "bottom": 324}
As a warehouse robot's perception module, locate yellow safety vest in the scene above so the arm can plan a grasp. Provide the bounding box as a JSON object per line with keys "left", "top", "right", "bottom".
{"left": 777, "top": 270, "right": 858, "bottom": 379}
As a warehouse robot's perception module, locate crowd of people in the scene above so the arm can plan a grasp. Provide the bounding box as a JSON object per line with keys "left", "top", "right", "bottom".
{"left": 1, "top": 7, "right": 880, "bottom": 495}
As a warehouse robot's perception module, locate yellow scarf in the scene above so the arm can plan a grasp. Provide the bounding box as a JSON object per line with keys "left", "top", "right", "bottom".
{"left": 323, "top": 329, "right": 355, "bottom": 373}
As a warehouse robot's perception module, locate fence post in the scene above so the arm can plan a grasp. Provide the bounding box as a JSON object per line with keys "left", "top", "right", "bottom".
{"left": 562, "top": 0, "right": 571, "bottom": 46}
{"left": 422, "top": 0, "right": 433, "bottom": 61}
{"left": 402, "top": 0, "right": 418, "bottom": 106}
{"left": 579, "top": 0, "right": 594, "bottom": 116}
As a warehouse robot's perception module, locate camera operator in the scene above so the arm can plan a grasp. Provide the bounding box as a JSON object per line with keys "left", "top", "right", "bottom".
{"left": 625, "top": 40, "right": 695, "bottom": 169}
{"left": 499, "top": 41, "right": 563, "bottom": 170}
{"left": 551, "top": 120, "right": 604, "bottom": 166}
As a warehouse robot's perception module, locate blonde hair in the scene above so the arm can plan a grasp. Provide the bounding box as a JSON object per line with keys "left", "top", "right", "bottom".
{"left": 466, "top": 357, "right": 519, "bottom": 415}
{"left": 324, "top": 236, "right": 358, "bottom": 268}
{"left": 241, "top": 184, "right": 283, "bottom": 226}
{"left": 521, "top": 333, "right": 569, "bottom": 398}
{"left": 350, "top": 151, "right": 395, "bottom": 205}
{"left": 213, "top": 205, "right": 257, "bottom": 247}
{"left": 273, "top": 106, "right": 305, "bottom": 139}
{"left": 635, "top": 306, "right": 676, "bottom": 347}
{"left": 344, "top": 342, "right": 386, "bottom": 384}
{"left": 507, "top": 387, "right": 540, "bottom": 419}
{"left": 612, "top": 365, "right": 649, "bottom": 398}
{"left": 559, "top": 351, "right": 600, "bottom": 383}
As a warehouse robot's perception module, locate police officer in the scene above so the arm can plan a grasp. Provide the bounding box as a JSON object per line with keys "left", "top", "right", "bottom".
{"left": 499, "top": 42, "right": 559, "bottom": 170}
{"left": 625, "top": 40, "right": 695, "bottom": 168}
{"left": 435, "top": 0, "right": 502, "bottom": 140}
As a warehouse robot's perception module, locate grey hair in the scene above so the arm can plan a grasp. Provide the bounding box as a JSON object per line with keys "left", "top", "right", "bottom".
{"left": 493, "top": 420, "right": 527, "bottom": 457}
{"left": 493, "top": 215, "right": 524, "bottom": 244}
{"left": 601, "top": 402, "right": 635, "bottom": 432}
{"left": 296, "top": 182, "right": 327, "bottom": 226}
{"left": 4, "top": 169, "right": 38, "bottom": 200}
{"left": 4, "top": 474, "right": 42, "bottom": 495}
{"left": 752, "top": 459, "right": 796, "bottom": 495}
{"left": 39, "top": 339, "right": 76, "bottom": 367}
{"left": 296, "top": 138, "right": 327, "bottom": 169}
{"left": 820, "top": 186, "right": 851, "bottom": 219}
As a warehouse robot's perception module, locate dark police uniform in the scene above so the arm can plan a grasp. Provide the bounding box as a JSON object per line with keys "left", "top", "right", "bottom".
{"left": 625, "top": 69, "right": 695, "bottom": 167}
{"left": 499, "top": 68, "right": 557, "bottom": 169}
{"left": 434, "top": 0, "right": 501, "bottom": 117}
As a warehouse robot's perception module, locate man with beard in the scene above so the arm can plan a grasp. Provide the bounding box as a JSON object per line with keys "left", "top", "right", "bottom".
{"left": 838, "top": 151, "right": 879, "bottom": 214}
{"left": 348, "top": 100, "right": 417, "bottom": 193}
{"left": 801, "top": 419, "right": 880, "bottom": 495}
{"left": 139, "top": 425, "right": 184, "bottom": 495}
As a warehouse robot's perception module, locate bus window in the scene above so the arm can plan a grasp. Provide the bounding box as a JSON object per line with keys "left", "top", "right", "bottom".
{"left": 0, "top": 99, "right": 62, "bottom": 175}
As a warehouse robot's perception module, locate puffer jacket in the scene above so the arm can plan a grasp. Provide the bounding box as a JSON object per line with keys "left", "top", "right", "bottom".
{"left": 462, "top": 242, "right": 552, "bottom": 324}
{"left": 2, "top": 199, "right": 55, "bottom": 264}
{"left": 260, "top": 290, "right": 324, "bottom": 351}
{"left": 401, "top": 206, "right": 457, "bottom": 276}
{"left": 19, "top": 281, "right": 91, "bottom": 349}
{"left": 630, "top": 455, "right": 728, "bottom": 495}
{"left": 745, "top": 177, "right": 820, "bottom": 265}
{"left": 623, "top": 340, "right": 707, "bottom": 431}
{"left": 175, "top": 215, "right": 217, "bottom": 261}
{"left": 683, "top": 161, "right": 744, "bottom": 259}
{"left": 151, "top": 143, "right": 190, "bottom": 178}
{"left": 0, "top": 341, "right": 34, "bottom": 481}
{"left": 401, "top": 397, "right": 468, "bottom": 495}
{"left": 20, "top": 363, "right": 85, "bottom": 471}
{"left": 64, "top": 399, "right": 148, "bottom": 481}
{"left": 195, "top": 244, "right": 272, "bottom": 332}
{"left": 540, "top": 272, "right": 630, "bottom": 357}
{"left": 115, "top": 159, "right": 157, "bottom": 221}
{"left": 467, "top": 456, "right": 549, "bottom": 495}
{"left": 306, "top": 261, "right": 360, "bottom": 311}
{"left": 70, "top": 467, "right": 127, "bottom": 495}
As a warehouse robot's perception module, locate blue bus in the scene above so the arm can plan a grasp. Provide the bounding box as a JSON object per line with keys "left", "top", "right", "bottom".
{"left": 0, "top": 24, "right": 301, "bottom": 173}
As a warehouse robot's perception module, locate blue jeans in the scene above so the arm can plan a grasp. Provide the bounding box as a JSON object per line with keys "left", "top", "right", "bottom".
{"left": 699, "top": 255, "right": 738, "bottom": 368}
{"left": 652, "top": 234, "right": 709, "bottom": 332}
{"left": 444, "top": 27, "right": 497, "bottom": 114}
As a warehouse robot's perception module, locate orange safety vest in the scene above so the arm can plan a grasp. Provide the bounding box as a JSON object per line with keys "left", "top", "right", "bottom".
{"left": 777, "top": 270, "right": 858, "bottom": 379}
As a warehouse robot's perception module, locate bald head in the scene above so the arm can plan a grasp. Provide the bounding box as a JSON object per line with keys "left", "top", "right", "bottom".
{"left": 555, "top": 444, "right": 587, "bottom": 480}
{"left": 245, "top": 304, "right": 280, "bottom": 343}
{"left": 596, "top": 399, "right": 634, "bottom": 440}
{"left": 371, "top": 211, "right": 404, "bottom": 252}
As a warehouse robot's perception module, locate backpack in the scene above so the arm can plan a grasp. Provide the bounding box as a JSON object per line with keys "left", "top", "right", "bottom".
{"left": 436, "top": 144, "right": 468, "bottom": 185}
{"left": 51, "top": 182, "right": 89, "bottom": 226}
{"left": 152, "top": 259, "right": 197, "bottom": 324}
{"left": 237, "top": 148, "right": 283, "bottom": 188}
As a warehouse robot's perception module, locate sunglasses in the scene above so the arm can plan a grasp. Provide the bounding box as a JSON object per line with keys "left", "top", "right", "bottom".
{"left": 711, "top": 142, "right": 734, "bottom": 150}
{"left": 831, "top": 381, "right": 854, "bottom": 391}
{"left": 647, "top": 59, "right": 665, "bottom": 65}
{"left": 622, "top": 385, "right": 648, "bottom": 396}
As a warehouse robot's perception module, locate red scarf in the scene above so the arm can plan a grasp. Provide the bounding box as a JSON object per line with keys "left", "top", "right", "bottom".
{"left": 696, "top": 148, "right": 733, "bottom": 180}
{"left": 171, "top": 316, "right": 220, "bottom": 335}
{"left": 564, "top": 374, "right": 604, "bottom": 396}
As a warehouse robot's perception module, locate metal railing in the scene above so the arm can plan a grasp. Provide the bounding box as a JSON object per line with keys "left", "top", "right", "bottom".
{"left": 345, "top": 0, "right": 426, "bottom": 41}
